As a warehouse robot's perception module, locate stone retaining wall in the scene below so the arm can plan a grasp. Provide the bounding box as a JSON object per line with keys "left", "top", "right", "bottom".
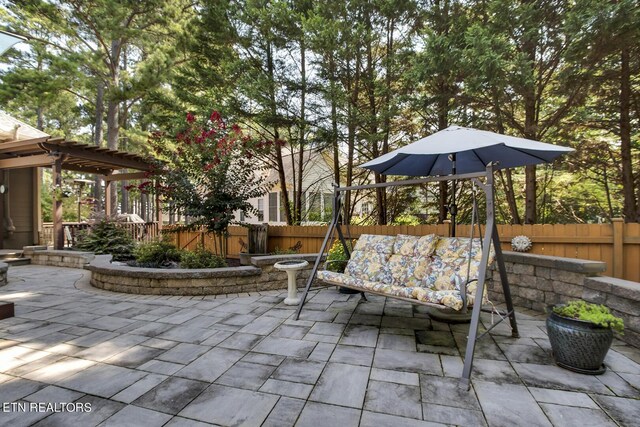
{"left": 24, "top": 247, "right": 95, "bottom": 269}
{"left": 86, "top": 254, "right": 320, "bottom": 296}
{"left": 0, "top": 262, "right": 7, "bottom": 286}
{"left": 489, "top": 251, "right": 639, "bottom": 347}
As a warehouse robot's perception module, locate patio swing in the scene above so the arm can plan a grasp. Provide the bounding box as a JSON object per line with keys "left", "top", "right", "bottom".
{"left": 295, "top": 162, "right": 519, "bottom": 388}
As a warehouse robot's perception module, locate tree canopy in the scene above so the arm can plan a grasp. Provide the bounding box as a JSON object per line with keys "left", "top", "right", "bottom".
{"left": 2, "top": 0, "right": 638, "bottom": 225}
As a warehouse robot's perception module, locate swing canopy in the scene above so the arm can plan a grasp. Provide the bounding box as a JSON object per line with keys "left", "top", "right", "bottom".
{"left": 359, "top": 125, "right": 574, "bottom": 176}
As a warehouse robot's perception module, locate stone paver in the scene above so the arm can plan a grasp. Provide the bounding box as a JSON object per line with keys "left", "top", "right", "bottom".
{"left": 540, "top": 403, "right": 617, "bottom": 427}
{"left": 57, "top": 363, "right": 147, "bottom": 397}
{"left": 474, "top": 381, "right": 552, "bottom": 427}
{"left": 0, "top": 265, "right": 637, "bottom": 427}
{"left": 309, "top": 362, "right": 369, "bottom": 408}
{"left": 99, "top": 404, "right": 172, "bottom": 426}
{"left": 296, "top": 401, "right": 361, "bottom": 427}
{"left": 133, "top": 376, "right": 208, "bottom": 414}
{"left": 365, "top": 380, "right": 422, "bottom": 419}
{"left": 179, "top": 384, "right": 278, "bottom": 425}
{"left": 215, "top": 361, "right": 275, "bottom": 390}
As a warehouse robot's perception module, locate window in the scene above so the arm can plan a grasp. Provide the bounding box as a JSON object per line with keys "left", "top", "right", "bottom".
{"left": 240, "top": 211, "right": 245, "bottom": 222}
{"left": 257, "top": 198, "right": 264, "bottom": 222}
{"left": 269, "top": 192, "right": 278, "bottom": 222}
{"left": 323, "top": 192, "right": 333, "bottom": 220}
{"left": 362, "top": 202, "right": 371, "bottom": 215}
{"left": 279, "top": 191, "right": 288, "bottom": 222}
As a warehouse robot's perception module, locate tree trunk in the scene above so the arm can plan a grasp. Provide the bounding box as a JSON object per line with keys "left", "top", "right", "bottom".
{"left": 365, "top": 10, "right": 386, "bottom": 225}
{"left": 295, "top": 38, "right": 306, "bottom": 225}
{"left": 36, "top": 107, "right": 44, "bottom": 131}
{"left": 106, "top": 39, "right": 122, "bottom": 215}
{"left": 344, "top": 54, "right": 360, "bottom": 223}
{"left": 93, "top": 82, "right": 104, "bottom": 211}
{"left": 522, "top": 13, "right": 538, "bottom": 224}
{"left": 329, "top": 53, "right": 340, "bottom": 186}
{"left": 266, "top": 41, "right": 291, "bottom": 224}
{"left": 619, "top": 47, "right": 637, "bottom": 222}
{"left": 437, "top": 100, "right": 449, "bottom": 224}
{"left": 493, "top": 92, "right": 521, "bottom": 224}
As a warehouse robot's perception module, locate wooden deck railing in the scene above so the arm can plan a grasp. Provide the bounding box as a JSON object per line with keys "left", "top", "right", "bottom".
{"left": 41, "top": 222, "right": 160, "bottom": 247}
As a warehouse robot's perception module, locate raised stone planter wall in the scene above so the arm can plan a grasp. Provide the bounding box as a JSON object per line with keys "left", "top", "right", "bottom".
{"left": 24, "top": 247, "right": 95, "bottom": 269}
{"left": 86, "top": 254, "right": 320, "bottom": 296}
{"left": 489, "top": 251, "right": 639, "bottom": 348}
{"left": 0, "top": 262, "right": 7, "bottom": 287}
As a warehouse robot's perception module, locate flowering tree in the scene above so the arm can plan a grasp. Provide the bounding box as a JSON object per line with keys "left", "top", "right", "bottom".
{"left": 146, "top": 111, "right": 272, "bottom": 256}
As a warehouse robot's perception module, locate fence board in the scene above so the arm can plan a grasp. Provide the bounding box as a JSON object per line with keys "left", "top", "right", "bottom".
{"left": 44, "top": 220, "right": 639, "bottom": 283}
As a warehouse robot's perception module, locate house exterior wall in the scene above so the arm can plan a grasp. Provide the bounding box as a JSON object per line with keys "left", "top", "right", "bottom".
{"left": 2, "top": 167, "right": 38, "bottom": 249}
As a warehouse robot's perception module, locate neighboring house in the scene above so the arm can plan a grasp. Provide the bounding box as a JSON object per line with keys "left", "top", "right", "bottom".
{"left": 0, "top": 112, "right": 48, "bottom": 249}
{"left": 242, "top": 149, "right": 338, "bottom": 225}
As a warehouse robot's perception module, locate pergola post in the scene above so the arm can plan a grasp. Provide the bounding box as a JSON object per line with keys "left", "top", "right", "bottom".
{"left": 52, "top": 155, "right": 64, "bottom": 250}
{"left": 155, "top": 179, "right": 162, "bottom": 231}
{"left": 104, "top": 174, "right": 113, "bottom": 218}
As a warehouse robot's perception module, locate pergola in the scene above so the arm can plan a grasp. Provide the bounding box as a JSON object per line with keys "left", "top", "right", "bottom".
{"left": 0, "top": 135, "right": 160, "bottom": 249}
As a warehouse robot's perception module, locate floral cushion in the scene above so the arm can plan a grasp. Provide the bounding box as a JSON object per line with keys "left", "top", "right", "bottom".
{"left": 426, "top": 238, "right": 495, "bottom": 291}
{"left": 434, "top": 237, "right": 484, "bottom": 260}
{"left": 388, "top": 234, "right": 437, "bottom": 287}
{"left": 345, "top": 250, "right": 393, "bottom": 283}
{"left": 319, "top": 234, "right": 493, "bottom": 311}
{"left": 317, "top": 270, "right": 381, "bottom": 291}
{"left": 353, "top": 234, "right": 395, "bottom": 254}
{"left": 392, "top": 235, "right": 419, "bottom": 256}
{"left": 415, "top": 234, "right": 439, "bottom": 256}
{"left": 387, "top": 255, "right": 430, "bottom": 287}
{"left": 345, "top": 234, "right": 395, "bottom": 283}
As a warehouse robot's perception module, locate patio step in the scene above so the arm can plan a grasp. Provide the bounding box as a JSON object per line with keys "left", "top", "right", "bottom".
{"left": 0, "top": 250, "right": 31, "bottom": 266}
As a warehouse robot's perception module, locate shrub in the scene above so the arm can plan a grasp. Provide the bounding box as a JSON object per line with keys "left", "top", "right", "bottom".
{"left": 74, "top": 219, "right": 135, "bottom": 261}
{"left": 325, "top": 239, "right": 355, "bottom": 273}
{"left": 180, "top": 246, "right": 227, "bottom": 269}
{"left": 553, "top": 300, "right": 624, "bottom": 333}
{"left": 133, "top": 239, "right": 182, "bottom": 268}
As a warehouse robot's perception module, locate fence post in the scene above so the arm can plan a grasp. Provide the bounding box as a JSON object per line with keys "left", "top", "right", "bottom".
{"left": 612, "top": 218, "right": 624, "bottom": 279}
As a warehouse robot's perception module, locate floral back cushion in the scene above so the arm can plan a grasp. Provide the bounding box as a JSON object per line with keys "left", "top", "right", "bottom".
{"left": 353, "top": 234, "right": 395, "bottom": 254}
{"left": 389, "top": 234, "right": 438, "bottom": 287}
{"left": 425, "top": 237, "right": 495, "bottom": 292}
{"left": 345, "top": 234, "right": 395, "bottom": 283}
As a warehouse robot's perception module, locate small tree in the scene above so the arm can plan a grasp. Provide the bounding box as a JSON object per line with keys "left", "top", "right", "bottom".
{"left": 148, "top": 111, "right": 271, "bottom": 257}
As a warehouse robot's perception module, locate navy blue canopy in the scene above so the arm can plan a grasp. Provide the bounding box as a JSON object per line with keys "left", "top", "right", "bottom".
{"left": 360, "top": 126, "right": 574, "bottom": 176}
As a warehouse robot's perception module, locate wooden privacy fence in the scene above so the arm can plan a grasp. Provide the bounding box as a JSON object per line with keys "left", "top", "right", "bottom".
{"left": 168, "top": 219, "right": 640, "bottom": 283}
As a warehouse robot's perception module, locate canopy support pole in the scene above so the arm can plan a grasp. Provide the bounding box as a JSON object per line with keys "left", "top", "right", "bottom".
{"left": 460, "top": 163, "right": 519, "bottom": 389}
{"left": 295, "top": 186, "right": 342, "bottom": 320}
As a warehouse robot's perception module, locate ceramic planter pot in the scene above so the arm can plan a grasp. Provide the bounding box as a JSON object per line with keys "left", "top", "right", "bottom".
{"left": 546, "top": 307, "right": 613, "bottom": 375}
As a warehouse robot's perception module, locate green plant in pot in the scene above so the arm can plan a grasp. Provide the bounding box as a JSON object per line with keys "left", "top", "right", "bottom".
{"left": 546, "top": 300, "right": 624, "bottom": 375}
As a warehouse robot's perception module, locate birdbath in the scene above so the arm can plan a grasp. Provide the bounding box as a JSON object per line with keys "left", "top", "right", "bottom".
{"left": 273, "top": 260, "right": 309, "bottom": 305}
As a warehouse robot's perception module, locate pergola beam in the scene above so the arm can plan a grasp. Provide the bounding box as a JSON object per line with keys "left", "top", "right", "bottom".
{"left": 39, "top": 142, "right": 152, "bottom": 171}
{"left": 0, "top": 154, "right": 54, "bottom": 169}
{"left": 104, "top": 172, "right": 149, "bottom": 182}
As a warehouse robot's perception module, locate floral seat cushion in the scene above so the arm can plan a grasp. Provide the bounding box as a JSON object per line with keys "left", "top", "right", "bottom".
{"left": 317, "top": 270, "right": 470, "bottom": 310}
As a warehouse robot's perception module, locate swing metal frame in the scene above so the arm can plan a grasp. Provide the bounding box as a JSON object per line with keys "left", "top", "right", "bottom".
{"left": 294, "top": 163, "right": 519, "bottom": 388}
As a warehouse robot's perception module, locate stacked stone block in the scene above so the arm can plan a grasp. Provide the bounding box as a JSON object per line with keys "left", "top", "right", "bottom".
{"left": 488, "top": 251, "right": 639, "bottom": 347}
